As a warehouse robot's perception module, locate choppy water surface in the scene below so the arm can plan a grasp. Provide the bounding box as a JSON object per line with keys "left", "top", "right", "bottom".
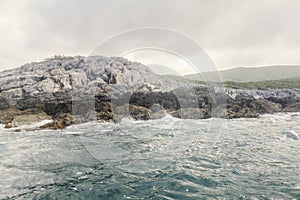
{"left": 0, "top": 113, "right": 300, "bottom": 199}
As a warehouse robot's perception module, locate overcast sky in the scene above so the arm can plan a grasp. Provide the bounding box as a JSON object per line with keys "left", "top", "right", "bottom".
{"left": 1, "top": 0, "right": 300, "bottom": 73}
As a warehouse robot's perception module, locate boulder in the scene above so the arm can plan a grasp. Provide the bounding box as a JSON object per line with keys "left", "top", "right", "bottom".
{"left": 40, "top": 113, "right": 74, "bottom": 129}
{"left": 4, "top": 122, "right": 12, "bottom": 128}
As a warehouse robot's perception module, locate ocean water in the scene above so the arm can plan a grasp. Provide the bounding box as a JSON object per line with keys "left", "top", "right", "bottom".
{"left": 0, "top": 113, "right": 299, "bottom": 199}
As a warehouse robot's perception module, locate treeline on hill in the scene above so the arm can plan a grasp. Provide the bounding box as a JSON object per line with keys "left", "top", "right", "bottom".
{"left": 187, "top": 78, "right": 300, "bottom": 89}
{"left": 223, "top": 78, "right": 300, "bottom": 89}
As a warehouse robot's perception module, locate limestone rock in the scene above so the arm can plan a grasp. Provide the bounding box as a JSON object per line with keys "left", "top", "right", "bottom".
{"left": 11, "top": 111, "right": 51, "bottom": 127}
{"left": 0, "top": 56, "right": 158, "bottom": 112}
{"left": 1, "top": 109, "right": 51, "bottom": 128}
{"left": 40, "top": 113, "right": 74, "bottom": 129}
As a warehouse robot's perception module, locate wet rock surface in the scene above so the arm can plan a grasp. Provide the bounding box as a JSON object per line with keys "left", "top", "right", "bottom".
{"left": 0, "top": 56, "right": 299, "bottom": 129}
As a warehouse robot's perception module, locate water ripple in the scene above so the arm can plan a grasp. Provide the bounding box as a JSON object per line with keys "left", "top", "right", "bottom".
{"left": 0, "top": 113, "right": 300, "bottom": 199}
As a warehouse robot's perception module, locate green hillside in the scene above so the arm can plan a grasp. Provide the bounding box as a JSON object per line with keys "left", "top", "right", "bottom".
{"left": 185, "top": 65, "right": 300, "bottom": 82}
{"left": 224, "top": 78, "right": 300, "bottom": 89}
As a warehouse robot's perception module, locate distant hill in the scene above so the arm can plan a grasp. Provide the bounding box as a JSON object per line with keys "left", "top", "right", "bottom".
{"left": 224, "top": 77, "right": 300, "bottom": 89}
{"left": 185, "top": 65, "right": 300, "bottom": 82}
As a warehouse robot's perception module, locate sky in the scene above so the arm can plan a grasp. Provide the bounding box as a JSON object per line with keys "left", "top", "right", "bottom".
{"left": 1, "top": 0, "right": 300, "bottom": 74}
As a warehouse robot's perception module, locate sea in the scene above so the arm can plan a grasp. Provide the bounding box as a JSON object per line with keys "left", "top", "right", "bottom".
{"left": 0, "top": 113, "right": 299, "bottom": 199}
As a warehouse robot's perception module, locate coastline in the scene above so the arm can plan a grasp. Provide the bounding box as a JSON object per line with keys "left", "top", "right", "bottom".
{"left": 0, "top": 56, "right": 299, "bottom": 131}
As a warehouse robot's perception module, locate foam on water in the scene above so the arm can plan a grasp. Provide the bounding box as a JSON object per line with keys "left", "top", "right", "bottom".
{"left": 0, "top": 120, "right": 53, "bottom": 132}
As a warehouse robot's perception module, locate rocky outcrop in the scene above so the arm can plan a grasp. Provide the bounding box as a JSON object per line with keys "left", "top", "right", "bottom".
{"left": 282, "top": 102, "right": 300, "bottom": 112}
{"left": 0, "top": 56, "right": 160, "bottom": 128}
{"left": 40, "top": 113, "right": 74, "bottom": 129}
{"left": 10, "top": 111, "right": 51, "bottom": 127}
{"left": 0, "top": 109, "right": 22, "bottom": 124}
{"left": 225, "top": 98, "right": 281, "bottom": 119}
{"left": 0, "top": 55, "right": 299, "bottom": 129}
{"left": 226, "top": 88, "right": 300, "bottom": 111}
{"left": 0, "top": 108, "right": 51, "bottom": 128}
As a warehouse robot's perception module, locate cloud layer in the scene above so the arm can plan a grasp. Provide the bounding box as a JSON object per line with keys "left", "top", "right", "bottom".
{"left": 0, "top": 0, "right": 300, "bottom": 71}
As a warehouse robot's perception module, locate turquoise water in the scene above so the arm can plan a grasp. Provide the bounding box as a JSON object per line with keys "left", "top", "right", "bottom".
{"left": 0, "top": 113, "right": 299, "bottom": 199}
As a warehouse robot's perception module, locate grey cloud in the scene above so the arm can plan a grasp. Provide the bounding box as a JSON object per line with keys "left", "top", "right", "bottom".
{"left": 0, "top": 0, "right": 300, "bottom": 71}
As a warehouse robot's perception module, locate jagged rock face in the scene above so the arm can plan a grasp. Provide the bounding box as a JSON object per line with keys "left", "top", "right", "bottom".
{"left": 0, "top": 56, "right": 158, "bottom": 112}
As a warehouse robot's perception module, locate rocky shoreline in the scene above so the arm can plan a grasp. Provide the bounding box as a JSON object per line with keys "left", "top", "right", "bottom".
{"left": 0, "top": 56, "right": 299, "bottom": 130}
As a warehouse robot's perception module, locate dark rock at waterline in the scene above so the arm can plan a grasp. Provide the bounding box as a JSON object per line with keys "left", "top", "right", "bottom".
{"left": 169, "top": 108, "right": 210, "bottom": 119}
{"left": 40, "top": 113, "right": 74, "bottom": 129}
{"left": 129, "top": 90, "right": 180, "bottom": 110}
{"left": 225, "top": 97, "right": 282, "bottom": 119}
{"left": 128, "top": 105, "right": 151, "bottom": 121}
{"left": 11, "top": 111, "right": 51, "bottom": 127}
{"left": 0, "top": 109, "right": 22, "bottom": 124}
{"left": 282, "top": 102, "right": 300, "bottom": 112}
{"left": 113, "top": 104, "right": 150, "bottom": 121}
{"left": 266, "top": 96, "right": 298, "bottom": 109}
{"left": 0, "top": 108, "right": 50, "bottom": 126}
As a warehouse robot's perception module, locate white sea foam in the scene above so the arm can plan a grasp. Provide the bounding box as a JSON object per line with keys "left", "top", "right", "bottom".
{"left": 0, "top": 120, "right": 53, "bottom": 132}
